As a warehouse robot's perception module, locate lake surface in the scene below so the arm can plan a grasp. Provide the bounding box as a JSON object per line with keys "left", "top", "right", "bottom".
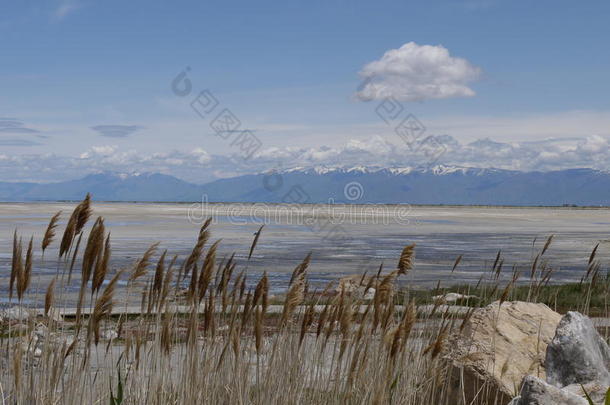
{"left": 1, "top": 202, "right": 609, "bottom": 305}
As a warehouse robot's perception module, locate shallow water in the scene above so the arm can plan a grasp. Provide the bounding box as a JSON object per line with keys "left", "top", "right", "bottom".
{"left": 1, "top": 202, "right": 609, "bottom": 305}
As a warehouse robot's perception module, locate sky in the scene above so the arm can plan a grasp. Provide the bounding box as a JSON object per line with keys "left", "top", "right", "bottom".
{"left": 1, "top": 0, "right": 610, "bottom": 183}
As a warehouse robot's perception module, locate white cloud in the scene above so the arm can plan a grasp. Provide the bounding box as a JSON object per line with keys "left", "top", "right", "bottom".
{"left": 80, "top": 145, "right": 117, "bottom": 158}
{"left": 356, "top": 42, "right": 481, "bottom": 102}
{"left": 53, "top": 0, "right": 82, "bottom": 20}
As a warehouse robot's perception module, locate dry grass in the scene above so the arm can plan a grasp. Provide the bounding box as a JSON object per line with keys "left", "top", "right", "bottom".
{"left": 0, "top": 196, "right": 608, "bottom": 404}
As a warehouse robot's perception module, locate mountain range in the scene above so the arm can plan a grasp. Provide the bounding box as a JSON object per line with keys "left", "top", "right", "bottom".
{"left": 2, "top": 166, "right": 610, "bottom": 206}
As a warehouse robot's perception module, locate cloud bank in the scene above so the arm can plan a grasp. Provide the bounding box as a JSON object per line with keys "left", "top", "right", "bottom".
{"left": 356, "top": 42, "right": 481, "bottom": 102}
{"left": 2, "top": 134, "right": 610, "bottom": 184}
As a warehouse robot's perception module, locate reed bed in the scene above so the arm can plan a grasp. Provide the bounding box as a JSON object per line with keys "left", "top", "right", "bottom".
{"left": 0, "top": 195, "right": 607, "bottom": 404}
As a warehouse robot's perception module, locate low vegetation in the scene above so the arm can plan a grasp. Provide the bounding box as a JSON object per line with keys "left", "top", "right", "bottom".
{"left": 1, "top": 195, "right": 608, "bottom": 404}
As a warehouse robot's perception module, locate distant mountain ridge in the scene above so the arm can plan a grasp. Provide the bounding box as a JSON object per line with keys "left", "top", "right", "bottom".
{"left": 1, "top": 166, "right": 610, "bottom": 205}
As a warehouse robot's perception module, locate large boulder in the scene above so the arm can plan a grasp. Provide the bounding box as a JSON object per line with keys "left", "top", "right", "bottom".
{"left": 445, "top": 301, "right": 562, "bottom": 404}
{"left": 510, "top": 375, "right": 588, "bottom": 405}
{"left": 546, "top": 311, "right": 610, "bottom": 388}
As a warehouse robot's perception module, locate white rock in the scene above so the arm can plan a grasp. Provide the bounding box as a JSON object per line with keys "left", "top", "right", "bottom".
{"left": 363, "top": 288, "right": 375, "bottom": 301}
{"left": 432, "top": 292, "right": 477, "bottom": 303}
{"left": 34, "top": 323, "right": 48, "bottom": 338}
{"left": 336, "top": 275, "right": 377, "bottom": 300}
{"left": 101, "top": 329, "right": 118, "bottom": 340}
{"left": 0, "top": 306, "right": 36, "bottom": 322}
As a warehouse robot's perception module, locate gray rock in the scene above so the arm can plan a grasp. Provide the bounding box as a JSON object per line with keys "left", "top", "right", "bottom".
{"left": 546, "top": 311, "right": 610, "bottom": 387}
{"left": 101, "top": 329, "right": 118, "bottom": 340}
{"left": 510, "top": 375, "right": 588, "bottom": 405}
{"left": 564, "top": 382, "right": 610, "bottom": 405}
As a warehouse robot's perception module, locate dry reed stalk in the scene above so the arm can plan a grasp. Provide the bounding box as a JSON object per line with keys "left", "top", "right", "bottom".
{"left": 75, "top": 193, "right": 92, "bottom": 234}
{"left": 492, "top": 249, "right": 502, "bottom": 274}
{"left": 494, "top": 258, "right": 504, "bottom": 279}
{"left": 299, "top": 302, "right": 315, "bottom": 347}
{"left": 91, "top": 232, "right": 111, "bottom": 296}
{"left": 281, "top": 272, "right": 306, "bottom": 326}
{"left": 451, "top": 254, "right": 463, "bottom": 273}
{"left": 376, "top": 270, "right": 397, "bottom": 304}
{"left": 13, "top": 344, "right": 22, "bottom": 394}
{"left": 288, "top": 252, "right": 311, "bottom": 286}
{"left": 589, "top": 243, "right": 599, "bottom": 264}
{"left": 152, "top": 250, "right": 167, "bottom": 298}
{"left": 59, "top": 206, "right": 79, "bottom": 258}
{"left": 239, "top": 272, "right": 247, "bottom": 302}
{"left": 198, "top": 239, "right": 220, "bottom": 303}
{"left": 89, "top": 270, "right": 123, "bottom": 345}
{"left": 385, "top": 325, "right": 401, "bottom": 357}
{"left": 397, "top": 243, "right": 415, "bottom": 275}
{"left": 17, "top": 236, "right": 33, "bottom": 300}
{"left": 541, "top": 234, "right": 554, "bottom": 256}
{"left": 248, "top": 224, "right": 264, "bottom": 260}
{"left": 184, "top": 217, "right": 212, "bottom": 273}
{"left": 530, "top": 254, "right": 540, "bottom": 281}
{"left": 221, "top": 261, "right": 236, "bottom": 313}
{"left": 59, "top": 193, "right": 92, "bottom": 258}
{"left": 45, "top": 277, "right": 56, "bottom": 316}
{"left": 499, "top": 281, "right": 513, "bottom": 304}
{"left": 10, "top": 232, "right": 23, "bottom": 299}
{"left": 140, "top": 286, "right": 149, "bottom": 314}
{"left": 253, "top": 271, "right": 266, "bottom": 307}
{"left": 380, "top": 298, "right": 395, "bottom": 331}
{"left": 339, "top": 297, "right": 353, "bottom": 360}
{"left": 423, "top": 325, "right": 448, "bottom": 359}
{"left": 241, "top": 291, "right": 253, "bottom": 327}
{"left": 67, "top": 232, "right": 83, "bottom": 283}
{"left": 254, "top": 307, "right": 263, "bottom": 354}
{"left": 400, "top": 300, "right": 416, "bottom": 350}
{"left": 230, "top": 270, "right": 245, "bottom": 306}
{"left": 204, "top": 290, "right": 216, "bottom": 337}
{"left": 159, "top": 255, "right": 177, "bottom": 310}
{"left": 216, "top": 253, "right": 235, "bottom": 293}
{"left": 316, "top": 303, "right": 329, "bottom": 339}
{"left": 42, "top": 211, "right": 61, "bottom": 255}
{"left": 129, "top": 242, "right": 160, "bottom": 282}
{"left": 373, "top": 271, "right": 398, "bottom": 331}
{"left": 160, "top": 310, "right": 172, "bottom": 355}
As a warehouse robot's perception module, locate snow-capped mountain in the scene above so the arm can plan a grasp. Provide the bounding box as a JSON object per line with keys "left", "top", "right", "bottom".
{"left": 1, "top": 166, "right": 610, "bottom": 205}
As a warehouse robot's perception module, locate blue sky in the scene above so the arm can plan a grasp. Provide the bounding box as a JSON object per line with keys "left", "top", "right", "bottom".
{"left": 2, "top": 0, "right": 610, "bottom": 182}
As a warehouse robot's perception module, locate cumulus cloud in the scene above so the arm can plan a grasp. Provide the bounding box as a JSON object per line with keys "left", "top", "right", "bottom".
{"left": 356, "top": 42, "right": 481, "bottom": 102}
{"left": 90, "top": 125, "right": 143, "bottom": 138}
{"left": 79, "top": 145, "right": 118, "bottom": 158}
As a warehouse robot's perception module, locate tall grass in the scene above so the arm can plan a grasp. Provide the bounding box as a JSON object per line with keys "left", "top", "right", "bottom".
{"left": 0, "top": 197, "right": 607, "bottom": 404}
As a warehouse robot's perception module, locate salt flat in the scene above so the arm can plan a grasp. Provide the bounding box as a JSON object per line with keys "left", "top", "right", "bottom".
{"left": 1, "top": 202, "right": 609, "bottom": 305}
